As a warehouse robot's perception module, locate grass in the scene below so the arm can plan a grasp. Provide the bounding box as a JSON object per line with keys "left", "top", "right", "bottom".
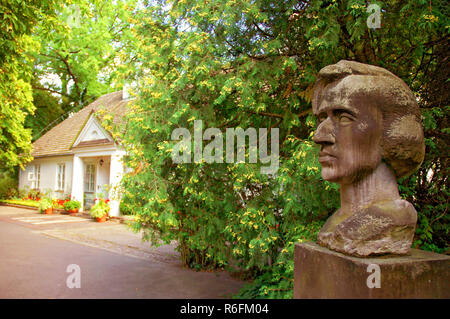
{"left": 0, "top": 198, "right": 67, "bottom": 210}
{"left": 0, "top": 199, "right": 40, "bottom": 208}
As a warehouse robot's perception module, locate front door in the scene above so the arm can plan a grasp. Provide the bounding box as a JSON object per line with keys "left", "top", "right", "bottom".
{"left": 84, "top": 163, "right": 96, "bottom": 210}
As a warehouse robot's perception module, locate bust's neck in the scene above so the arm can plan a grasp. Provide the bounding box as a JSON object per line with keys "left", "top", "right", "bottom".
{"left": 340, "top": 162, "right": 400, "bottom": 214}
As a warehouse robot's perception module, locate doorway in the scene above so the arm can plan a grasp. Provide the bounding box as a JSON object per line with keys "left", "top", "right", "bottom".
{"left": 84, "top": 163, "right": 96, "bottom": 210}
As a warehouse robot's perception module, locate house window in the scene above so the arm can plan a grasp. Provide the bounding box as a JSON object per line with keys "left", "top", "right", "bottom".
{"left": 84, "top": 164, "right": 95, "bottom": 193}
{"left": 32, "top": 165, "right": 40, "bottom": 189}
{"left": 57, "top": 164, "right": 65, "bottom": 191}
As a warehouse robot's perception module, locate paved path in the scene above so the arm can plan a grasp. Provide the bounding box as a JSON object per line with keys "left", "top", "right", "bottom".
{"left": 0, "top": 206, "right": 244, "bottom": 298}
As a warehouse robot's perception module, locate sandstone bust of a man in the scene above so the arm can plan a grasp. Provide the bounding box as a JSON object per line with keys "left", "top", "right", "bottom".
{"left": 312, "top": 60, "right": 425, "bottom": 257}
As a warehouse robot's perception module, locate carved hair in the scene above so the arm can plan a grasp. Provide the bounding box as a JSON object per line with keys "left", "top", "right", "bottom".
{"left": 312, "top": 60, "right": 425, "bottom": 178}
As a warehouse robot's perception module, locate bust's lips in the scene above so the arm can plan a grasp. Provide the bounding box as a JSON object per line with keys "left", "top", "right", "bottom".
{"left": 318, "top": 151, "right": 337, "bottom": 163}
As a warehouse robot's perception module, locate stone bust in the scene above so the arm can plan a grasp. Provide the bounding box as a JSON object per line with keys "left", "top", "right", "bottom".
{"left": 312, "top": 60, "right": 425, "bottom": 257}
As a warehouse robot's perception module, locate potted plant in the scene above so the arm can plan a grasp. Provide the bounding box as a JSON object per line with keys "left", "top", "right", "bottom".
{"left": 63, "top": 199, "right": 81, "bottom": 215}
{"left": 89, "top": 198, "right": 110, "bottom": 222}
{"left": 38, "top": 197, "right": 53, "bottom": 214}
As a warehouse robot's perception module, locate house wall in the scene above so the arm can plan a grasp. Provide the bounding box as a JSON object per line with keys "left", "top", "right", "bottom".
{"left": 96, "top": 156, "right": 111, "bottom": 196}
{"left": 79, "top": 155, "right": 111, "bottom": 210}
{"left": 19, "top": 155, "right": 74, "bottom": 199}
{"left": 71, "top": 147, "right": 126, "bottom": 216}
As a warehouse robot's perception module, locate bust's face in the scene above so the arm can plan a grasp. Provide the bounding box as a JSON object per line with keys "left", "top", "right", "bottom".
{"left": 313, "top": 77, "right": 383, "bottom": 185}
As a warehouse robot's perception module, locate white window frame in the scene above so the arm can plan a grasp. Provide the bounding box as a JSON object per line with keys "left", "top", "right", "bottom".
{"left": 31, "top": 165, "right": 40, "bottom": 189}
{"left": 56, "top": 163, "right": 66, "bottom": 191}
{"left": 84, "top": 164, "right": 96, "bottom": 193}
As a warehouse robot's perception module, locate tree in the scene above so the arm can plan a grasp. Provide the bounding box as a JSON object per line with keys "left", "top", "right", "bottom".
{"left": 24, "top": 83, "right": 64, "bottom": 141}
{"left": 120, "top": 0, "right": 448, "bottom": 298}
{"left": 28, "top": 0, "right": 138, "bottom": 140}
{"left": 0, "top": 0, "right": 57, "bottom": 169}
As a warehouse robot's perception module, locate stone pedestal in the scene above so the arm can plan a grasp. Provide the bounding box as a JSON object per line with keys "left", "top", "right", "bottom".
{"left": 294, "top": 242, "right": 450, "bottom": 299}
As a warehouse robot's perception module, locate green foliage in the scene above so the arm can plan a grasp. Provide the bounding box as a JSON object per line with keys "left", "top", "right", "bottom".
{"left": 0, "top": 170, "right": 18, "bottom": 199}
{"left": 235, "top": 222, "right": 323, "bottom": 299}
{"left": 63, "top": 199, "right": 81, "bottom": 211}
{"left": 118, "top": 0, "right": 448, "bottom": 298}
{"left": 89, "top": 198, "right": 110, "bottom": 218}
{"left": 38, "top": 197, "right": 53, "bottom": 212}
{"left": 119, "top": 200, "right": 133, "bottom": 215}
{"left": 0, "top": 0, "right": 57, "bottom": 168}
{"left": 119, "top": 0, "right": 342, "bottom": 295}
{"left": 25, "top": 87, "right": 64, "bottom": 141}
{"left": 27, "top": 0, "right": 138, "bottom": 140}
{"left": 25, "top": 188, "right": 43, "bottom": 201}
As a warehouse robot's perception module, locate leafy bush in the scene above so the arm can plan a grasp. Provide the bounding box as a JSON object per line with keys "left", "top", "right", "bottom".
{"left": 63, "top": 200, "right": 81, "bottom": 211}
{"left": 235, "top": 222, "right": 323, "bottom": 299}
{"left": 0, "top": 173, "right": 17, "bottom": 199}
{"left": 119, "top": 0, "right": 448, "bottom": 298}
{"left": 90, "top": 198, "right": 110, "bottom": 218}
{"left": 119, "top": 200, "right": 133, "bottom": 215}
{"left": 38, "top": 197, "right": 53, "bottom": 212}
{"left": 25, "top": 188, "right": 43, "bottom": 201}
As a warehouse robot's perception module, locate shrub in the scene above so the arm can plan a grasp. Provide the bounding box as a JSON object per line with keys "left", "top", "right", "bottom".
{"left": 119, "top": 200, "right": 133, "bottom": 215}
{"left": 0, "top": 173, "right": 18, "bottom": 199}
{"left": 63, "top": 200, "right": 81, "bottom": 211}
{"left": 90, "top": 198, "right": 110, "bottom": 218}
{"left": 38, "top": 197, "right": 53, "bottom": 213}
{"left": 120, "top": 0, "right": 448, "bottom": 298}
{"left": 18, "top": 186, "right": 29, "bottom": 199}
{"left": 26, "top": 189, "right": 43, "bottom": 201}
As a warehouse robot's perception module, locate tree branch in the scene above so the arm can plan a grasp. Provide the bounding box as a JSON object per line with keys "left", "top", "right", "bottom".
{"left": 31, "top": 85, "right": 71, "bottom": 98}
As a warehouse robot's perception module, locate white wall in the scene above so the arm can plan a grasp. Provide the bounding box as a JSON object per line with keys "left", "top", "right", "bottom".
{"left": 19, "top": 155, "right": 73, "bottom": 199}
{"left": 71, "top": 150, "right": 125, "bottom": 216}
{"left": 72, "top": 154, "right": 84, "bottom": 207}
{"left": 108, "top": 152, "right": 124, "bottom": 217}
{"left": 96, "top": 156, "right": 111, "bottom": 197}
{"left": 18, "top": 148, "right": 126, "bottom": 216}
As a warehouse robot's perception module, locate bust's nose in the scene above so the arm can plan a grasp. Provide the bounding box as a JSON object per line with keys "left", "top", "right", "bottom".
{"left": 313, "top": 118, "right": 336, "bottom": 145}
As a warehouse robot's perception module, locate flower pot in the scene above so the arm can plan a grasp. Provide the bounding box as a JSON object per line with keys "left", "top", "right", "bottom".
{"left": 68, "top": 208, "right": 79, "bottom": 216}
{"left": 45, "top": 207, "right": 53, "bottom": 215}
{"left": 96, "top": 215, "right": 107, "bottom": 223}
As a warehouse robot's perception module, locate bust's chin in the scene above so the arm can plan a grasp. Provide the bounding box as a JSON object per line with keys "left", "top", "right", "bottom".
{"left": 321, "top": 162, "right": 381, "bottom": 185}
{"left": 320, "top": 167, "right": 343, "bottom": 183}
{"left": 320, "top": 168, "right": 356, "bottom": 185}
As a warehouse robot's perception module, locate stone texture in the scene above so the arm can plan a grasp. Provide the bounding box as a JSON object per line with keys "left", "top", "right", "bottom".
{"left": 294, "top": 242, "right": 450, "bottom": 299}
{"left": 317, "top": 199, "right": 417, "bottom": 257}
{"left": 311, "top": 60, "right": 426, "bottom": 257}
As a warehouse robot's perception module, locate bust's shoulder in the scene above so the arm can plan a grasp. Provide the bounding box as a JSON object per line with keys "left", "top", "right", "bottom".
{"left": 317, "top": 199, "right": 418, "bottom": 256}
{"left": 369, "top": 199, "right": 417, "bottom": 225}
{"left": 331, "top": 199, "right": 417, "bottom": 242}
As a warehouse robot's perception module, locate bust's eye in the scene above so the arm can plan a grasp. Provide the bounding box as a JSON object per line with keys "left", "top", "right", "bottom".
{"left": 335, "top": 111, "right": 355, "bottom": 125}
{"left": 339, "top": 114, "right": 353, "bottom": 124}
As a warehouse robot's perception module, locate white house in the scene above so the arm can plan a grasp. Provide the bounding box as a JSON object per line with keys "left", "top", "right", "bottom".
{"left": 19, "top": 90, "right": 131, "bottom": 216}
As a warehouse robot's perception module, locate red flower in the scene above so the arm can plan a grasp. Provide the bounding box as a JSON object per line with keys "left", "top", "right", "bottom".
{"left": 105, "top": 199, "right": 110, "bottom": 203}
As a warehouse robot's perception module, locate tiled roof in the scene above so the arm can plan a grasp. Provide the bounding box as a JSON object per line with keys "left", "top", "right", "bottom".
{"left": 31, "top": 90, "right": 130, "bottom": 158}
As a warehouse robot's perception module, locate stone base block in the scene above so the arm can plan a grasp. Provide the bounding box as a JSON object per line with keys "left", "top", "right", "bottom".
{"left": 294, "top": 242, "right": 450, "bottom": 298}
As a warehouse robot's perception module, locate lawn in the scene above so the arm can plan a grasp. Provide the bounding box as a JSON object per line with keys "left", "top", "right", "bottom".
{"left": 0, "top": 198, "right": 67, "bottom": 209}
{"left": 0, "top": 199, "right": 40, "bottom": 208}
